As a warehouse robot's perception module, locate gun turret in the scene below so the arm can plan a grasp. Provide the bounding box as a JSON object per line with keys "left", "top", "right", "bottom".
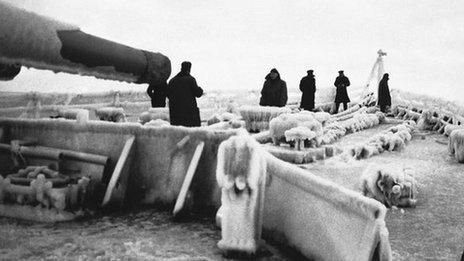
{"left": 0, "top": 1, "right": 171, "bottom": 84}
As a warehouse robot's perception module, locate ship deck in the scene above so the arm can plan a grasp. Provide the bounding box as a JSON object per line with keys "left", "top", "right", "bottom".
{"left": 0, "top": 122, "right": 461, "bottom": 260}
{"left": 300, "top": 123, "right": 464, "bottom": 260}
{"left": 0, "top": 91, "right": 463, "bottom": 260}
{"left": 0, "top": 208, "right": 299, "bottom": 260}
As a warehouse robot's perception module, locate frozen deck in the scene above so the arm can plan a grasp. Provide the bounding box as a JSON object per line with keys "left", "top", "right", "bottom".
{"left": 300, "top": 123, "right": 464, "bottom": 260}
{"left": 0, "top": 209, "right": 298, "bottom": 260}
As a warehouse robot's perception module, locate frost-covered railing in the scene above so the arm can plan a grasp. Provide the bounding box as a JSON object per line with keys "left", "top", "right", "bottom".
{"left": 0, "top": 90, "right": 150, "bottom": 109}
{"left": 216, "top": 134, "right": 392, "bottom": 260}
{"left": 315, "top": 85, "right": 368, "bottom": 103}
{"left": 0, "top": 91, "right": 154, "bottom": 120}
{"left": 392, "top": 89, "right": 464, "bottom": 120}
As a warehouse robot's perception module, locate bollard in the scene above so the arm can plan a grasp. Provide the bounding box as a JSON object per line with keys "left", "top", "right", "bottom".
{"left": 216, "top": 135, "right": 267, "bottom": 255}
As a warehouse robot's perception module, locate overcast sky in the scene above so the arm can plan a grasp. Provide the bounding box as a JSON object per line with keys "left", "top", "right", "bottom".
{"left": 1, "top": 0, "right": 463, "bottom": 103}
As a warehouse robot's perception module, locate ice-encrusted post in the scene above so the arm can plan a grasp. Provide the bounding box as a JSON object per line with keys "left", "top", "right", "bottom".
{"left": 216, "top": 135, "right": 267, "bottom": 254}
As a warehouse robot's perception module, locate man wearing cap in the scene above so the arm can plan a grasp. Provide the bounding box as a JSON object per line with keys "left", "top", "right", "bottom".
{"left": 259, "top": 68, "right": 288, "bottom": 107}
{"left": 334, "top": 70, "right": 351, "bottom": 114}
{"left": 167, "top": 61, "right": 204, "bottom": 127}
{"left": 299, "top": 70, "right": 316, "bottom": 111}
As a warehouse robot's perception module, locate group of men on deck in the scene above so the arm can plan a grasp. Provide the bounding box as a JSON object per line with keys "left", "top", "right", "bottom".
{"left": 259, "top": 69, "right": 391, "bottom": 114}
{"left": 147, "top": 62, "right": 392, "bottom": 127}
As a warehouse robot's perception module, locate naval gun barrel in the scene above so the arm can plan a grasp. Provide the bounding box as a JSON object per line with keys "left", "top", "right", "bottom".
{"left": 0, "top": 1, "right": 171, "bottom": 84}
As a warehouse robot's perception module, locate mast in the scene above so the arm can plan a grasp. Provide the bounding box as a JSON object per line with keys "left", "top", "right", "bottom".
{"left": 366, "top": 49, "right": 387, "bottom": 89}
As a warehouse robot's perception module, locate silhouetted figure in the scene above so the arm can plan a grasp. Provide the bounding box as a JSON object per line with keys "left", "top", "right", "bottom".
{"left": 299, "top": 70, "right": 316, "bottom": 111}
{"left": 167, "top": 61, "right": 204, "bottom": 127}
{"left": 377, "top": 73, "right": 391, "bottom": 113}
{"left": 147, "top": 81, "right": 167, "bottom": 107}
{"left": 334, "top": 70, "right": 350, "bottom": 114}
{"left": 259, "top": 68, "right": 287, "bottom": 107}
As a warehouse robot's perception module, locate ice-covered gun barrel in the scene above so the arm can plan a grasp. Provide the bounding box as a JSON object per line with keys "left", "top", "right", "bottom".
{"left": 0, "top": 1, "right": 171, "bottom": 84}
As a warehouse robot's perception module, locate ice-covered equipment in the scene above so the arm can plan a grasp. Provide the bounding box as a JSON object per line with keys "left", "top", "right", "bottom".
{"left": 216, "top": 135, "right": 267, "bottom": 254}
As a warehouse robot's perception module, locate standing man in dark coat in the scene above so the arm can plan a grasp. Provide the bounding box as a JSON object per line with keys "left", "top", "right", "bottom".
{"left": 167, "top": 61, "right": 204, "bottom": 127}
{"left": 146, "top": 80, "right": 167, "bottom": 107}
{"left": 334, "top": 70, "right": 351, "bottom": 114}
{"left": 259, "top": 68, "right": 287, "bottom": 107}
{"left": 377, "top": 73, "right": 391, "bottom": 113}
{"left": 299, "top": 70, "right": 316, "bottom": 111}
